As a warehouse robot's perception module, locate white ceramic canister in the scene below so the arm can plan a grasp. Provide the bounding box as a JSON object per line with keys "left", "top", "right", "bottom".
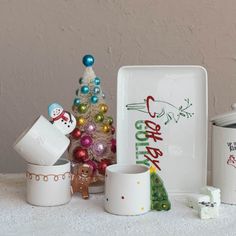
{"left": 104, "top": 164, "right": 150, "bottom": 215}
{"left": 13, "top": 115, "right": 70, "bottom": 166}
{"left": 212, "top": 104, "right": 236, "bottom": 204}
{"left": 26, "top": 159, "right": 71, "bottom": 206}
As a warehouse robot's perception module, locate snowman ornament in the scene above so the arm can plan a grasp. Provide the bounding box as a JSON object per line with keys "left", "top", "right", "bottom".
{"left": 48, "top": 103, "right": 76, "bottom": 135}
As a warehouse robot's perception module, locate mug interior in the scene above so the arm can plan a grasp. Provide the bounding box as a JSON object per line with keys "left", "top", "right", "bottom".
{"left": 13, "top": 115, "right": 43, "bottom": 147}
{"left": 107, "top": 164, "right": 149, "bottom": 175}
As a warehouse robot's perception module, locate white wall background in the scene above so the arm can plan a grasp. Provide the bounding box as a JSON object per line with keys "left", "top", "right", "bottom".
{"left": 1, "top": 0, "right": 236, "bottom": 177}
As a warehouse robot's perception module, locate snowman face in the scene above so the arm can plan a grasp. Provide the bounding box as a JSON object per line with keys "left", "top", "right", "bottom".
{"left": 51, "top": 108, "right": 63, "bottom": 118}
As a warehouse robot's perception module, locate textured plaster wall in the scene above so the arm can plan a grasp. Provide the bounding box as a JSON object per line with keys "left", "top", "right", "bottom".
{"left": 1, "top": 0, "right": 236, "bottom": 178}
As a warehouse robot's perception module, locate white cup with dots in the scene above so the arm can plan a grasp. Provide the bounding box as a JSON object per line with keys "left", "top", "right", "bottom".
{"left": 104, "top": 164, "right": 150, "bottom": 215}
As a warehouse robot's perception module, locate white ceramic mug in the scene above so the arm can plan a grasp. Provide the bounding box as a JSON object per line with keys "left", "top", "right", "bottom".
{"left": 26, "top": 159, "right": 71, "bottom": 206}
{"left": 212, "top": 124, "right": 236, "bottom": 204}
{"left": 13, "top": 115, "right": 70, "bottom": 166}
{"left": 104, "top": 164, "right": 150, "bottom": 215}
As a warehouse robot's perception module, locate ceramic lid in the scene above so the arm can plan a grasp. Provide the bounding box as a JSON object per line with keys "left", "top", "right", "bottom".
{"left": 211, "top": 103, "right": 236, "bottom": 126}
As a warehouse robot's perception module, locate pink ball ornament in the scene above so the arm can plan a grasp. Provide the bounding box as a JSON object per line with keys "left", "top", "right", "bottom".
{"left": 80, "top": 135, "right": 93, "bottom": 148}
{"left": 85, "top": 160, "right": 97, "bottom": 173}
{"left": 92, "top": 141, "right": 107, "bottom": 156}
{"left": 84, "top": 122, "right": 96, "bottom": 134}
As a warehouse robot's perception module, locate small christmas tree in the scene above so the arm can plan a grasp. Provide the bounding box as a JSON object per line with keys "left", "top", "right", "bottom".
{"left": 68, "top": 55, "right": 116, "bottom": 192}
{"left": 150, "top": 166, "right": 171, "bottom": 211}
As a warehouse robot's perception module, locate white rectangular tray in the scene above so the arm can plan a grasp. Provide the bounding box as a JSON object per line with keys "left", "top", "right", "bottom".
{"left": 117, "top": 66, "right": 208, "bottom": 194}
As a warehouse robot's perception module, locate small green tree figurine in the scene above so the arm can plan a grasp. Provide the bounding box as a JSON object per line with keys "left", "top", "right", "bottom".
{"left": 150, "top": 166, "right": 171, "bottom": 211}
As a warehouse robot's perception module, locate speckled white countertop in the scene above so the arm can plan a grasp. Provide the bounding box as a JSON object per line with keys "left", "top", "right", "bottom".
{"left": 0, "top": 174, "right": 236, "bottom": 236}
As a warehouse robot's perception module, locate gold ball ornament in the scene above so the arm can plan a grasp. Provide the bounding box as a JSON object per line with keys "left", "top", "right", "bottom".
{"left": 99, "top": 104, "right": 108, "bottom": 113}
{"left": 102, "top": 124, "right": 110, "bottom": 133}
{"left": 77, "top": 116, "right": 86, "bottom": 126}
{"left": 94, "top": 113, "right": 104, "bottom": 123}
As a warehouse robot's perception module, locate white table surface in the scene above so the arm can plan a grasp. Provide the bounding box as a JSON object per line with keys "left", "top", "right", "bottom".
{"left": 0, "top": 174, "right": 236, "bottom": 236}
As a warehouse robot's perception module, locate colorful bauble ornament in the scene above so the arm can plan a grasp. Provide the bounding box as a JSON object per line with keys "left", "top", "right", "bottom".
{"left": 79, "top": 77, "right": 83, "bottom": 84}
{"left": 73, "top": 147, "right": 89, "bottom": 162}
{"left": 85, "top": 160, "right": 97, "bottom": 173}
{"left": 84, "top": 122, "right": 96, "bottom": 133}
{"left": 111, "top": 126, "right": 115, "bottom": 135}
{"left": 102, "top": 124, "right": 110, "bottom": 133}
{"left": 94, "top": 113, "right": 104, "bottom": 123}
{"left": 111, "top": 143, "right": 116, "bottom": 153}
{"left": 81, "top": 85, "right": 89, "bottom": 94}
{"left": 94, "top": 77, "right": 100, "bottom": 85}
{"left": 73, "top": 98, "right": 80, "bottom": 106}
{"left": 78, "top": 103, "right": 88, "bottom": 113}
{"left": 80, "top": 135, "right": 93, "bottom": 148}
{"left": 93, "top": 86, "right": 100, "bottom": 94}
{"left": 71, "top": 128, "right": 82, "bottom": 139}
{"left": 92, "top": 141, "right": 107, "bottom": 156}
{"left": 98, "top": 159, "right": 112, "bottom": 175}
{"left": 91, "top": 95, "right": 98, "bottom": 104}
{"left": 77, "top": 116, "right": 86, "bottom": 126}
{"left": 99, "top": 104, "right": 108, "bottom": 113}
{"left": 107, "top": 116, "right": 113, "bottom": 125}
{"left": 83, "top": 55, "right": 95, "bottom": 67}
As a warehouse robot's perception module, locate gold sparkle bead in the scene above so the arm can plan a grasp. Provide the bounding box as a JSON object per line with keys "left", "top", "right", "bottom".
{"left": 102, "top": 124, "right": 110, "bottom": 133}
{"left": 94, "top": 113, "right": 104, "bottom": 123}
{"left": 99, "top": 104, "right": 108, "bottom": 113}
{"left": 77, "top": 116, "right": 86, "bottom": 126}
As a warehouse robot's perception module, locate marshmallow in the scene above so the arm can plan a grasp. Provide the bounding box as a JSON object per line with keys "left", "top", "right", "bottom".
{"left": 186, "top": 194, "right": 210, "bottom": 210}
{"left": 198, "top": 201, "right": 219, "bottom": 219}
{"left": 200, "top": 186, "right": 221, "bottom": 206}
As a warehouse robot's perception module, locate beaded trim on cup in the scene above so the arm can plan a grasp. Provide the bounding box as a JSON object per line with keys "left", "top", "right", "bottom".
{"left": 26, "top": 171, "right": 71, "bottom": 182}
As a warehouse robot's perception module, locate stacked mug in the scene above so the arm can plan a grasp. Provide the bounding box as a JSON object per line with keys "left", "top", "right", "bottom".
{"left": 13, "top": 104, "right": 76, "bottom": 206}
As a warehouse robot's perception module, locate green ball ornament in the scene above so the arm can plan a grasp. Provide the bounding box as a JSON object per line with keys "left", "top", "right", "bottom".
{"left": 107, "top": 116, "right": 113, "bottom": 125}
{"left": 94, "top": 113, "right": 104, "bottom": 123}
{"left": 81, "top": 85, "right": 89, "bottom": 94}
{"left": 73, "top": 98, "right": 80, "bottom": 106}
{"left": 78, "top": 103, "right": 88, "bottom": 113}
{"left": 91, "top": 95, "right": 98, "bottom": 104}
{"left": 79, "top": 77, "right": 83, "bottom": 84}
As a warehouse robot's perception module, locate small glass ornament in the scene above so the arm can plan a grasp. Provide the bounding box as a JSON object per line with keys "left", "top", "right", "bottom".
{"left": 91, "top": 95, "right": 99, "bottom": 104}
{"left": 77, "top": 116, "right": 86, "bottom": 126}
{"left": 93, "top": 86, "right": 100, "bottom": 94}
{"left": 83, "top": 55, "right": 95, "bottom": 67}
{"left": 81, "top": 85, "right": 89, "bottom": 94}
{"left": 78, "top": 103, "right": 88, "bottom": 113}
{"left": 84, "top": 122, "right": 96, "bottom": 133}
{"left": 102, "top": 124, "right": 110, "bottom": 133}
{"left": 73, "top": 98, "right": 80, "bottom": 106}
{"left": 99, "top": 104, "right": 108, "bottom": 113}
{"left": 80, "top": 135, "right": 93, "bottom": 148}
{"left": 94, "top": 113, "right": 104, "bottom": 123}
{"left": 92, "top": 141, "right": 107, "bottom": 156}
{"left": 94, "top": 77, "right": 100, "bottom": 85}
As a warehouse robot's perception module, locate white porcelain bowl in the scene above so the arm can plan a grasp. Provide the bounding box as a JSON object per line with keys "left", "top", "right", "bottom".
{"left": 26, "top": 159, "right": 71, "bottom": 206}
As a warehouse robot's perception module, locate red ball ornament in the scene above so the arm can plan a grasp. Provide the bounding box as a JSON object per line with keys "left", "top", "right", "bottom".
{"left": 111, "top": 126, "right": 115, "bottom": 135}
{"left": 98, "top": 159, "right": 112, "bottom": 175}
{"left": 111, "top": 144, "right": 116, "bottom": 153}
{"left": 71, "top": 128, "right": 82, "bottom": 139}
{"left": 73, "top": 147, "right": 89, "bottom": 162}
